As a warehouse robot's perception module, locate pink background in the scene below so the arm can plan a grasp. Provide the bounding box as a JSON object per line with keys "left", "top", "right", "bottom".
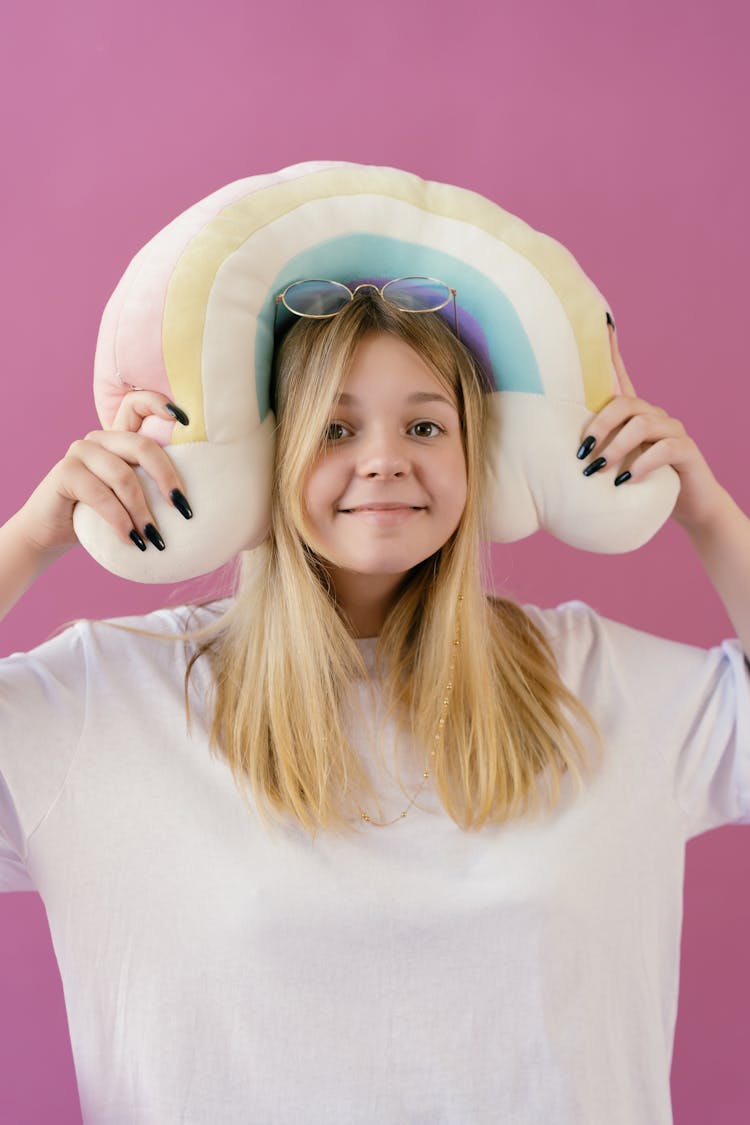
{"left": 1, "top": 0, "right": 749, "bottom": 1120}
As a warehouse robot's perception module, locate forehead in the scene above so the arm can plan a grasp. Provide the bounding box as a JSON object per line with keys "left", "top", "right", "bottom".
{"left": 338, "top": 332, "right": 457, "bottom": 406}
{"left": 336, "top": 388, "right": 456, "bottom": 410}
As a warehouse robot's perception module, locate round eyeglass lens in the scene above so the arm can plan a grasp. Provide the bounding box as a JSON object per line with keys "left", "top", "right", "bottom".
{"left": 282, "top": 280, "right": 352, "bottom": 317}
{"left": 382, "top": 277, "right": 451, "bottom": 311}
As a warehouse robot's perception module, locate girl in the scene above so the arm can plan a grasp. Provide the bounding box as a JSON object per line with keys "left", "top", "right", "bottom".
{"left": 0, "top": 289, "right": 749, "bottom": 1123}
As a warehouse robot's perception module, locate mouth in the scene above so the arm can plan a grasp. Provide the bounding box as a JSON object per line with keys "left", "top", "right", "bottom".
{"left": 338, "top": 505, "right": 426, "bottom": 513}
{"left": 336, "top": 505, "right": 427, "bottom": 527}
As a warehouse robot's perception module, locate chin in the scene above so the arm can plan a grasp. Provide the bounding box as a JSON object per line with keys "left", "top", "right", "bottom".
{"left": 351, "top": 549, "right": 439, "bottom": 575}
{"left": 347, "top": 558, "right": 419, "bottom": 576}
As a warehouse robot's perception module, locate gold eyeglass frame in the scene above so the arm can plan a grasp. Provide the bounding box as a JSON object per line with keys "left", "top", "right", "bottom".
{"left": 273, "top": 275, "right": 460, "bottom": 340}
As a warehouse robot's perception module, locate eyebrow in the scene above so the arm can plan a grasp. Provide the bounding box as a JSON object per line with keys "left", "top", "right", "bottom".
{"left": 336, "top": 391, "right": 456, "bottom": 408}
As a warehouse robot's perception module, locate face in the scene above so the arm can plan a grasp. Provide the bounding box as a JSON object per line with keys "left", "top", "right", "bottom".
{"left": 303, "top": 332, "right": 468, "bottom": 583}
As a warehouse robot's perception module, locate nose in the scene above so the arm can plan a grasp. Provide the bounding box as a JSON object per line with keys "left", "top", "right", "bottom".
{"left": 356, "top": 432, "right": 411, "bottom": 479}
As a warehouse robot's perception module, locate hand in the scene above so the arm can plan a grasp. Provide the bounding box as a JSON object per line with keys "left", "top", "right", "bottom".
{"left": 576, "top": 325, "right": 727, "bottom": 534}
{"left": 14, "top": 392, "right": 192, "bottom": 559}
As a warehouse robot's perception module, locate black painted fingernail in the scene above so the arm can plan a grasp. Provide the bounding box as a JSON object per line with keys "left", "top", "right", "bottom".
{"left": 614, "top": 471, "right": 632, "bottom": 486}
{"left": 165, "top": 402, "right": 190, "bottom": 426}
{"left": 606, "top": 311, "right": 616, "bottom": 331}
{"left": 576, "top": 435, "right": 597, "bottom": 460}
{"left": 582, "top": 456, "right": 607, "bottom": 477}
{"left": 129, "top": 529, "right": 147, "bottom": 551}
{"left": 144, "top": 523, "right": 166, "bottom": 550}
{"left": 170, "top": 488, "right": 193, "bottom": 520}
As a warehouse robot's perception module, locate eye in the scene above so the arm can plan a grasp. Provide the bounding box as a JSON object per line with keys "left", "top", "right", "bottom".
{"left": 409, "top": 420, "right": 444, "bottom": 438}
{"left": 325, "top": 421, "right": 351, "bottom": 442}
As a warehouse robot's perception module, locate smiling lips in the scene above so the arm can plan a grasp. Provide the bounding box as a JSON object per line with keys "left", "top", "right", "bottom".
{"left": 338, "top": 503, "right": 426, "bottom": 525}
{"left": 339, "top": 503, "right": 425, "bottom": 513}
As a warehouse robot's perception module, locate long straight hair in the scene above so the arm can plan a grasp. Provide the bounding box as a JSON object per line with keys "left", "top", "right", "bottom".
{"left": 186, "top": 293, "right": 602, "bottom": 836}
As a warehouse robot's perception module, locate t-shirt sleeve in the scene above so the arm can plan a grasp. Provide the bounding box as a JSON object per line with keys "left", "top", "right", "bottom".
{"left": 524, "top": 601, "right": 750, "bottom": 840}
{"left": 0, "top": 623, "right": 87, "bottom": 892}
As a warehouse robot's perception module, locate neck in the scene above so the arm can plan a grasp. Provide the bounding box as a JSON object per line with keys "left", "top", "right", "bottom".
{"left": 325, "top": 566, "right": 407, "bottom": 637}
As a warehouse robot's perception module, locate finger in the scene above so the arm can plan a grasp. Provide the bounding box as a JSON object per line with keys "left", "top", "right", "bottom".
{"left": 617, "top": 435, "right": 694, "bottom": 484}
{"left": 580, "top": 414, "right": 686, "bottom": 474}
{"left": 576, "top": 395, "right": 668, "bottom": 458}
{"left": 65, "top": 438, "right": 167, "bottom": 535}
{"left": 608, "top": 323, "right": 638, "bottom": 398}
{"left": 61, "top": 454, "right": 160, "bottom": 548}
{"left": 109, "top": 391, "right": 189, "bottom": 433}
{"left": 71, "top": 434, "right": 193, "bottom": 531}
{"left": 79, "top": 430, "right": 190, "bottom": 516}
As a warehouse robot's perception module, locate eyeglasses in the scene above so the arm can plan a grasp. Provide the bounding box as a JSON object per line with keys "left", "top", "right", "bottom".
{"left": 273, "top": 276, "right": 460, "bottom": 339}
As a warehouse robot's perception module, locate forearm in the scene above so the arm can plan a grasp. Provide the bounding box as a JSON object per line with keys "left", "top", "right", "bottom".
{"left": 0, "top": 513, "right": 68, "bottom": 623}
{"left": 677, "top": 486, "right": 750, "bottom": 661}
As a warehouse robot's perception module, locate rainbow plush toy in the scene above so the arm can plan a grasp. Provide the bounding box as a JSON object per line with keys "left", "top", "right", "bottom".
{"left": 74, "top": 161, "right": 679, "bottom": 582}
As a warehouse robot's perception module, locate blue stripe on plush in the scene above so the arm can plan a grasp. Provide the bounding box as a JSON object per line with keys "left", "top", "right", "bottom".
{"left": 254, "top": 233, "right": 543, "bottom": 418}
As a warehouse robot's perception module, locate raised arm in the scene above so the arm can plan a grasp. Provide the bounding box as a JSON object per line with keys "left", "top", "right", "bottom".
{"left": 0, "top": 393, "right": 192, "bottom": 625}
{"left": 576, "top": 327, "right": 750, "bottom": 662}
{"left": 674, "top": 489, "right": 750, "bottom": 665}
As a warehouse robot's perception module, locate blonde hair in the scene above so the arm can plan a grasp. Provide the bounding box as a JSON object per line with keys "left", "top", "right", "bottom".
{"left": 186, "top": 293, "right": 602, "bottom": 836}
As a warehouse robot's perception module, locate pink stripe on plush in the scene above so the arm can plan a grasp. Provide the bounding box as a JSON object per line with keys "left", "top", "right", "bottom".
{"left": 95, "top": 163, "right": 336, "bottom": 428}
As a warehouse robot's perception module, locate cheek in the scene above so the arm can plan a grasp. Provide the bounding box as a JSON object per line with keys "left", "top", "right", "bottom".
{"left": 440, "top": 448, "right": 469, "bottom": 513}
{"left": 451, "top": 478, "right": 469, "bottom": 523}
{"left": 303, "top": 458, "right": 346, "bottom": 521}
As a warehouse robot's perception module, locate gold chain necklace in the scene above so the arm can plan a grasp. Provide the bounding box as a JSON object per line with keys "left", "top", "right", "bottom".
{"left": 359, "top": 595, "right": 463, "bottom": 827}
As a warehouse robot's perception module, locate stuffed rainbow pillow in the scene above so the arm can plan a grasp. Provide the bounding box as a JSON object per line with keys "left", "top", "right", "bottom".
{"left": 73, "top": 161, "right": 679, "bottom": 582}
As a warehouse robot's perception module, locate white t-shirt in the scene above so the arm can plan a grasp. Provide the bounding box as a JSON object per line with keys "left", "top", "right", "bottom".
{"left": 0, "top": 600, "right": 748, "bottom": 1125}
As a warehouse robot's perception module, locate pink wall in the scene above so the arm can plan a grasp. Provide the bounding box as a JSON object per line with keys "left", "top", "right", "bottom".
{"left": 1, "top": 0, "right": 748, "bottom": 1120}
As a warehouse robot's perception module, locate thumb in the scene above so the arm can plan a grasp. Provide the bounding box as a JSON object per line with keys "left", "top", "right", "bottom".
{"left": 109, "top": 391, "right": 189, "bottom": 432}
{"left": 609, "top": 323, "right": 637, "bottom": 398}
